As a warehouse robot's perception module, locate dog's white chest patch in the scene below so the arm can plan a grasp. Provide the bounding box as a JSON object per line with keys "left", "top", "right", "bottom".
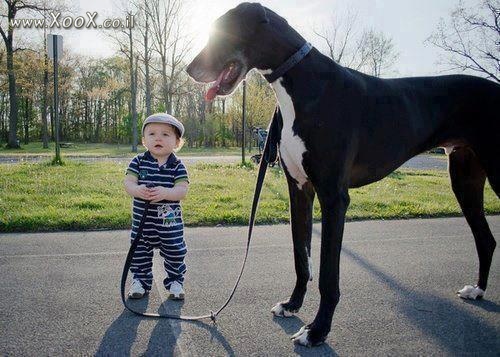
{"left": 272, "top": 80, "right": 309, "bottom": 189}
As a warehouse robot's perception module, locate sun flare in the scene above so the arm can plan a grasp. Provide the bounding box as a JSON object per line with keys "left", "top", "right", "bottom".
{"left": 187, "top": 1, "right": 233, "bottom": 54}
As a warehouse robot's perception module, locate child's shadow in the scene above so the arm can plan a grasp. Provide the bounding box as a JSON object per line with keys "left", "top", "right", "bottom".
{"left": 143, "top": 299, "right": 185, "bottom": 355}
{"left": 97, "top": 297, "right": 235, "bottom": 355}
{"left": 95, "top": 296, "right": 151, "bottom": 356}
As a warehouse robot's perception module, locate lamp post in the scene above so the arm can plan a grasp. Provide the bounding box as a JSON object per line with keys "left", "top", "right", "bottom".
{"left": 48, "top": 34, "right": 63, "bottom": 164}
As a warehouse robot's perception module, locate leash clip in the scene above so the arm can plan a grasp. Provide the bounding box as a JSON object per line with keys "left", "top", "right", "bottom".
{"left": 210, "top": 310, "right": 217, "bottom": 325}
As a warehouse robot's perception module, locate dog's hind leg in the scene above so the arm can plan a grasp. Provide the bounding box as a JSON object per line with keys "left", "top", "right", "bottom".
{"left": 272, "top": 180, "right": 315, "bottom": 317}
{"left": 449, "top": 147, "right": 496, "bottom": 299}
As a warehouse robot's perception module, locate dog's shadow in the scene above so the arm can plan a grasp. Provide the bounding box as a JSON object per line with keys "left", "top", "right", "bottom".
{"left": 461, "top": 298, "right": 500, "bottom": 313}
{"left": 342, "top": 247, "right": 499, "bottom": 354}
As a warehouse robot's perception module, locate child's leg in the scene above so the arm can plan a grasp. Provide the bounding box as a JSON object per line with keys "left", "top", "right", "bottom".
{"left": 130, "top": 233, "right": 157, "bottom": 290}
{"left": 159, "top": 231, "right": 187, "bottom": 289}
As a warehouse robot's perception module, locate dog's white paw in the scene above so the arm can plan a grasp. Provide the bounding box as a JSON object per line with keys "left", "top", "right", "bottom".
{"left": 291, "top": 326, "right": 311, "bottom": 346}
{"left": 271, "top": 302, "right": 295, "bottom": 317}
{"left": 457, "top": 285, "right": 484, "bottom": 300}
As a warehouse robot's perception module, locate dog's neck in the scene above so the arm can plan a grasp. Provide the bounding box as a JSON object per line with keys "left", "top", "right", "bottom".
{"left": 262, "top": 43, "right": 312, "bottom": 83}
{"left": 255, "top": 10, "right": 308, "bottom": 74}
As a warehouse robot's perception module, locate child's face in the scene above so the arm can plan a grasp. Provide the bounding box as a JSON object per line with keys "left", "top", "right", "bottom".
{"left": 142, "top": 123, "right": 180, "bottom": 158}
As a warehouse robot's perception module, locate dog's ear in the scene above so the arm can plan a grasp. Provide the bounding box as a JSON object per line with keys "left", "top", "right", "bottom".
{"left": 254, "top": 3, "right": 270, "bottom": 24}
{"left": 241, "top": 2, "right": 269, "bottom": 25}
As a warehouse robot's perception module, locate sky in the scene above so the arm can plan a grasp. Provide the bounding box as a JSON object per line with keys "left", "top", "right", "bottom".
{"left": 53, "top": 0, "right": 474, "bottom": 77}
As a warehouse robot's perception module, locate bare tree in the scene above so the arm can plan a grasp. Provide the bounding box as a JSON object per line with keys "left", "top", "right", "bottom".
{"left": 314, "top": 13, "right": 399, "bottom": 77}
{"left": 358, "top": 29, "right": 399, "bottom": 77}
{"left": 147, "top": 0, "right": 181, "bottom": 113}
{"left": 314, "top": 11, "right": 362, "bottom": 68}
{"left": 427, "top": 0, "right": 499, "bottom": 82}
{"left": 135, "top": 0, "right": 152, "bottom": 116}
{"left": 107, "top": 3, "right": 140, "bottom": 152}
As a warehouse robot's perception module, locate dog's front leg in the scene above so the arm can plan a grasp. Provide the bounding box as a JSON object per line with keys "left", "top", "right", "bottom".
{"left": 272, "top": 179, "right": 315, "bottom": 317}
{"left": 292, "top": 185, "right": 349, "bottom": 346}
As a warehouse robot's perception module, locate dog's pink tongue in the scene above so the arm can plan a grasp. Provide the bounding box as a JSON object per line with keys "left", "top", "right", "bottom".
{"left": 205, "top": 69, "right": 228, "bottom": 101}
{"left": 205, "top": 86, "right": 219, "bottom": 101}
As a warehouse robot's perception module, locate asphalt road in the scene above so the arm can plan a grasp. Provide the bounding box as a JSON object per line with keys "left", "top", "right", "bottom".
{"left": 1, "top": 216, "right": 498, "bottom": 356}
{"left": 0, "top": 153, "right": 448, "bottom": 170}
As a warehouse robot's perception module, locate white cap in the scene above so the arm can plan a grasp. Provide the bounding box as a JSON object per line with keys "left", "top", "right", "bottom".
{"left": 142, "top": 113, "right": 185, "bottom": 137}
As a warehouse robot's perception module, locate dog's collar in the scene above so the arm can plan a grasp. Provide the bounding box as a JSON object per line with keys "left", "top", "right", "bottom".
{"left": 264, "top": 42, "right": 313, "bottom": 83}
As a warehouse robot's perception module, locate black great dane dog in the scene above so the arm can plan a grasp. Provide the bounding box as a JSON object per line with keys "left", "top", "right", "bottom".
{"left": 187, "top": 2, "right": 499, "bottom": 347}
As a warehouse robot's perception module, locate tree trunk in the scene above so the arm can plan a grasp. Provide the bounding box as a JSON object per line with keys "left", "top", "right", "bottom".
{"left": 161, "top": 55, "right": 169, "bottom": 113}
{"left": 129, "top": 26, "right": 138, "bottom": 152}
{"left": 144, "top": 1, "right": 152, "bottom": 117}
{"left": 24, "top": 97, "right": 29, "bottom": 144}
{"left": 6, "top": 36, "right": 19, "bottom": 148}
{"left": 41, "top": 51, "right": 49, "bottom": 148}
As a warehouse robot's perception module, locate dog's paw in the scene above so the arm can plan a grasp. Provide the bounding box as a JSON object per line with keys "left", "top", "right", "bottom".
{"left": 291, "top": 325, "right": 311, "bottom": 346}
{"left": 291, "top": 324, "right": 327, "bottom": 347}
{"left": 457, "top": 285, "right": 484, "bottom": 300}
{"left": 271, "top": 302, "right": 297, "bottom": 317}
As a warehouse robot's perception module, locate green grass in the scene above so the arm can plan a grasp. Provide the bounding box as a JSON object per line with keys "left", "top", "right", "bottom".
{"left": 0, "top": 161, "right": 498, "bottom": 232}
{"left": 0, "top": 142, "right": 255, "bottom": 157}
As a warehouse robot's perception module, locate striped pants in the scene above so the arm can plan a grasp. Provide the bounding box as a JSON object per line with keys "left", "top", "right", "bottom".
{"left": 130, "top": 210, "right": 187, "bottom": 291}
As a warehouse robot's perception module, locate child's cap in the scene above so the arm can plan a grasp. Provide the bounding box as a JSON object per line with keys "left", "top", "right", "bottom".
{"left": 142, "top": 113, "right": 185, "bottom": 137}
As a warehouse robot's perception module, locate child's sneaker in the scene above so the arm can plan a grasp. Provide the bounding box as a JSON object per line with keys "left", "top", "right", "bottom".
{"left": 128, "top": 279, "right": 145, "bottom": 299}
{"left": 168, "top": 281, "right": 185, "bottom": 300}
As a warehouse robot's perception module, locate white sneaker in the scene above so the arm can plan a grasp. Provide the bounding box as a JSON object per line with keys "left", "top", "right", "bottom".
{"left": 128, "top": 279, "right": 145, "bottom": 299}
{"left": 168, "top": 281, "right": 185, "bottom": 300}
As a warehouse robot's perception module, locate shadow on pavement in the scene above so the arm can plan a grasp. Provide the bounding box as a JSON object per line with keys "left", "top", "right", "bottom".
{"left": 189, "top": 320, "right": 236, "bottom": 356}
{"left": 343, "top": 247, "right": 498, "bottom": 354}
{"left": 142, "top": 300, "right": 184, "bottom": 355}
{"left": 95, "top": 295, "right": 151, "bottom": 356}
{"left": 461, "top": 298, "right": 500, "bottom": 313}
{"left": 96, "top": 297, "right": 236, "bottom": 356}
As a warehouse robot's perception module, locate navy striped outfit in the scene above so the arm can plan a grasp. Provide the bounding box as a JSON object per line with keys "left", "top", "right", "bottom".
{"left": 126, "top": 151, "right": 189, "bottom": 291}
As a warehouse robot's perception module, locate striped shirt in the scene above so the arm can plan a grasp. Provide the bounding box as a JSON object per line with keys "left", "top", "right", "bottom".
{"left": 126, "top": 151, "right": 189, "bottom": 230}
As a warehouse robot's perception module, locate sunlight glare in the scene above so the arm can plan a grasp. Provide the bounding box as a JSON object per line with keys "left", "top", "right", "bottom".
{"left": 188, "top": 0, "right": 229, "bottom": 53}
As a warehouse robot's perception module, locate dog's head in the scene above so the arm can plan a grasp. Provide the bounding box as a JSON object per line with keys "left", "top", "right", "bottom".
{"left": 187, "top": 2, "right": 296, "bottom": 100}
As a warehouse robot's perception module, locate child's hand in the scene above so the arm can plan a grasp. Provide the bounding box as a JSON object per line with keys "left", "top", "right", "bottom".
{"left": 149, "top": 186, "right": 169, "bottom": 203}
{"left": 134, "top": 184, "right": 153, "bottom": 201}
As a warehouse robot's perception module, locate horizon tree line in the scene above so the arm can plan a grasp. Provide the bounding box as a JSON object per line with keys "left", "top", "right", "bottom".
{"left": 2, "top": 0, "right": 495, "bottom": 151}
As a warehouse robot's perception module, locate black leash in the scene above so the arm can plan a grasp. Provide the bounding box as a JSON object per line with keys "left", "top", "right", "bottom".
{"left": 120, "top": 109, "right": 281, "bottom": 322}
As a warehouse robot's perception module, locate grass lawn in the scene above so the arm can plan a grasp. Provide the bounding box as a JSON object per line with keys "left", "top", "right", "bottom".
{"left": 0, "top": 161, "right": 498, "bottom": 232}
{"left": 0, "top": 142, "right": 255, "bottom": 157}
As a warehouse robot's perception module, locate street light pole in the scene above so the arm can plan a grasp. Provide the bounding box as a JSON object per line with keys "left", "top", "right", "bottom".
{"left": 48, "top": 34, "right": 62, "bottom": 164}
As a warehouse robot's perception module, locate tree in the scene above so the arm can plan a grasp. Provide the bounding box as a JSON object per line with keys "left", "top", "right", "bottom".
{"left": 108, "top": 3, "right": 140, "bottom": 152}
{"left": 358, "top": 29, "right": 399, "bottom": 77}
{"left": 314, "top": 11, "right": 362, "bottom": 68}
{"left": 0, "top": 1, "right": 50, "bottom": 148}
{"left": 147, "top": 0, "right": 182, "bottom": 113}
{"left": 427, "top": 0, "right": 499, "bottom": 82}
{"left": 315, "top": 12, "right": 399, "bottom": 77}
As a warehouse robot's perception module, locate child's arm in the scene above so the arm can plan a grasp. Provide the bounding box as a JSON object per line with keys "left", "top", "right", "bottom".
{"left": 149, "top": 182, "right": 189, "bottom": 203}
{"left": 124, "top": 175, "right": 153, "bottom": 201}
